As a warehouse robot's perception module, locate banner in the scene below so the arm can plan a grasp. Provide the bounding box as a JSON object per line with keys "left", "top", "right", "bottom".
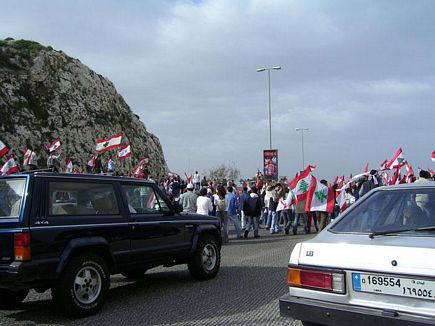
{"left": 263, "top": 149, "right": 278, "bottom": 180}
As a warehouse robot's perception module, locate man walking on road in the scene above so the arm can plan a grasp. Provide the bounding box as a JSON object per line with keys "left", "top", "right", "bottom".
{"left": 243, "top": 186, "right": 262, "bottom": 238}
{"left": 180, "top": 183, "right": 197, "bottom": 213}
{"left": 226, "top": 186, "right": 242, "bottom": 239}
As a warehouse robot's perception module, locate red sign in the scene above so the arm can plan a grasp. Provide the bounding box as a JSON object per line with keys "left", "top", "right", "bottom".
{"left": 263, "top": 150, "right": 278, "bottom": 180}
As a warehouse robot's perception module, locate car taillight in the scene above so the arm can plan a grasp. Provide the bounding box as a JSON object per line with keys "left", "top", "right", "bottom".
{"left": 287, "top": 267, "right": 345, "bottom": 294}
{"left": 14, "top": 233, "right": 31, "bottom": 261}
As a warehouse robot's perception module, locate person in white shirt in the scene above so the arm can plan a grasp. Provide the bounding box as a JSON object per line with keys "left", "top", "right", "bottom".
{"left": 196, "top": 188, "right": 213, "bottom": 216}
{"left": 193, "top": 171, "right": 201, "bottom": 191}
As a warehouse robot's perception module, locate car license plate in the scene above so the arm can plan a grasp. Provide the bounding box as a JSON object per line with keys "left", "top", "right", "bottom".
{"left": 352, "top": 273, "right": 435, "bottom": 301}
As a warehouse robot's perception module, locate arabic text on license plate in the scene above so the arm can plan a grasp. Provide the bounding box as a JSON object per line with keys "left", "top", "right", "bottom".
{"left": 352, "top": 273, "right": 435, "bottom": 300}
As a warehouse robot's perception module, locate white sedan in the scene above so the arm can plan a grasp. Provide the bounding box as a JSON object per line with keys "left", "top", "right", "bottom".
{"left": 280, "top": 182, "right": 435, "bottom": 326}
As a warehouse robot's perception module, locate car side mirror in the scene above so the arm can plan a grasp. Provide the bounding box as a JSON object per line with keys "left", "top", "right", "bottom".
{"left": 174, "top": 203, "right": 183, "bottom": 214}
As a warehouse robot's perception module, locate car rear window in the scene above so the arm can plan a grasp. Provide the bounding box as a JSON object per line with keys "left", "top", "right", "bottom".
{"left": 48, "top": 181, "right": 119, "bottom": 216}
{"left": 122, "top": 184, "right": 170, "bottom": 214}
{"left": 0, "top": 178, "right": 26, "bottom": 219}
{"left": 330, "top": 188, "right": 435, "bottom": 235}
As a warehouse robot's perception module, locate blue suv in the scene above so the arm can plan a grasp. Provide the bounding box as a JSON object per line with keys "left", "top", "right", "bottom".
{"left": 0, "top": 172, "right": 221, "bottom": 317}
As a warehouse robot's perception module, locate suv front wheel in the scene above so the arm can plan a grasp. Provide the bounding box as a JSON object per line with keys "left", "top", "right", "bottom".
{"left": 188, "top": 235, "right": 220, "bottom": 280}
{"left": 52, "top": 254, "right": 109, "bottom": 317}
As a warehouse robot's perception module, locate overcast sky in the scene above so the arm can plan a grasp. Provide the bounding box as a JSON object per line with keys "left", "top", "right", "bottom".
{"left": 2, "top": 0, "right": 434, "bottom": 180}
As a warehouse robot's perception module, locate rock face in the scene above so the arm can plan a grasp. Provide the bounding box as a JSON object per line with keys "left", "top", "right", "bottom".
{"left": 0, "top": 39, "right": 167, "bottom": 178}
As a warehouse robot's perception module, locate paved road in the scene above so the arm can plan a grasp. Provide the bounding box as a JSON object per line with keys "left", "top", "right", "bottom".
{"left": 0, "top": 228, "right": 315, "bottom": 326}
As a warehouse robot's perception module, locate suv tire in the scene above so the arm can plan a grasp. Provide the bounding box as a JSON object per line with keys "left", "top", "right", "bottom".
{"left": 0, "top": 289, "right": 29, "bottom": 307}
{"left": 188, "top": 235, "right": 220, "bottom": 280}
{"left": 52, "top": 254, "right": 109, "bottom": 317}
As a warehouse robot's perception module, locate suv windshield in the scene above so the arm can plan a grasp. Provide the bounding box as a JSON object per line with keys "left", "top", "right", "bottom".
{"left": 330, "top": 188, "right": 435, "bottom": 236}
{"left": 0, "top": 178, "right": 26, "bottom": 218}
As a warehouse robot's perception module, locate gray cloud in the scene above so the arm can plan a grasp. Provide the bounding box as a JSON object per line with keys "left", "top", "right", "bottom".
{"left": 1, "top": 0, "right": 434, "bottom": 180}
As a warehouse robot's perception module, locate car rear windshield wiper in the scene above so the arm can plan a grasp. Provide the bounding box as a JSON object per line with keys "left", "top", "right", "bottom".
{"left": 369, "top": 226, "right": 435, "bottom": 239}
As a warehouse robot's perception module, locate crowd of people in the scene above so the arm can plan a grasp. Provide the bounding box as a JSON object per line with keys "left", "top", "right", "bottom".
{"left": 2, "top": 146, "right": 434, "bottom": 245}
{"left": 169, "top": 169, "right": 434, "bottom": 244}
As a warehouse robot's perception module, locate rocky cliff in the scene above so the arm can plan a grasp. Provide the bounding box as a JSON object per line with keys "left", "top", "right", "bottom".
{"left": 0, "top": 38, "right": 167, "bottom": 178}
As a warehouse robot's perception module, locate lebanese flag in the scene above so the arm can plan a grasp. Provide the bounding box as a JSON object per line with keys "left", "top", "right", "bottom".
{"left": 87, "top": 153, "right": 98, "bottom": 167}
{"left": 380, "top": 171, "right": 390, "bottom": 185}
{"left": 140, "top": 156, "right": 149, "bottom": 165}
{"left": 432, "top": 151, "right": 435, "bottom": 162}
{"left": 48, "top": 139, "right": 61, "bottom": 152}
{"left": 386, "top": 148, "right": 405, "bottom": 170}
{"left": 305, "top": 175, "right": 335, "bottom": 213}
{"left": 0, "top": 157, "right": 18, "bottom": 175}
{"left": 379, "top": 159, "right": 388, "bottom": 170}
{"left": 288, "top": 172, "right": 299, "bottom": 190}
{"left": 185, "top": 173, "right": 193, "bottom": 184}
{"left": 294, "top": 166, "right": 314, "bottom": 202}
{"left": 277, "top": 191, "right": 294, "bottom": 211}
{"left": 0, "top": 140, "right": 8, "bottom": 158}
{"left": 117, "top": 144, "right": 131, "bottom": 159}
{"left": 95, "top": 133, "right": 123, "bottom": 152}
{"left": 335, "top": 178, "right": 348, "bottom": 213}
{"left": 405, "top": 163, "right": 414, "bottom": 183}
{"left": 390, "top": 167, "right": 401, "bottom": 185}
{"left": 65, "top": 160, "right": 73, "bottom": 173}
{"left": 133, "top": 163, "right": 144, "bottom": 176}
{"left": 23, "top": 148, "right": 33, "bottom": 166}
{"left": 364, "top": 163, "right": 369, "bottom": 173}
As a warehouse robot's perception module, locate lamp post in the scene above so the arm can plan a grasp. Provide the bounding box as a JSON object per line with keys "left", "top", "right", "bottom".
{"left": 295, "top": 128, "right": 309, "bottom": 170}
{"left": 257, "top": 66, "right": 281, "bottom": 150}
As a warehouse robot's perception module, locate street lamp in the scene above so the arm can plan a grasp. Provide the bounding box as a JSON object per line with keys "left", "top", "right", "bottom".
{"left": 295, "top": 128, "right": 309, "bottom": 170}
{"left": 257, "top": 66, "right": 281, "bottom": 149}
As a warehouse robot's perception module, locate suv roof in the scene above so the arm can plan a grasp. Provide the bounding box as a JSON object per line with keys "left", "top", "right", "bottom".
{"left": 3, "top": 172, "right": 154, "bottom": 184}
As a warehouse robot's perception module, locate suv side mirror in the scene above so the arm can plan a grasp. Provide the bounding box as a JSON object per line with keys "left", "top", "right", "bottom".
{"left": 174, "top": 203, "right": 183, "bottom": 214}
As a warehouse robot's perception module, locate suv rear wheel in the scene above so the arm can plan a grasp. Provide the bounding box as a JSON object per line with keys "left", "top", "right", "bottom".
{"left": 188, "top": 235, "right": 220, "bottom": 280}
{"left": 52, "top": 254, "right": 109, "bottom": 317}
{"left": 0, "top": 289, "right": 29, "bottom": 307}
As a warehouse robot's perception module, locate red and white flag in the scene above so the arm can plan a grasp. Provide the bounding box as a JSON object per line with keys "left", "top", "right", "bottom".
{"left": 364, "top": 163, "right": 369, "bottom": 173}
{"left": 0, "top": 140, "right": 8, "bottom": 158}
{"left": 0, "top": 157, "right": 18, "bottom": 175}
{"left": 294, "top": 166, "right": 315, "bottom": 202}
{"left": 87, "top": 153, "right": 98, "bottom": 167}
{"left": 65, "top": 160, "right": 73, "bottom": 173}
{"left": 379, "top": 159, "right": 388, "bottom": 170}
{"left": 335, "top": 178, "right": 348, "bottom": 213}
{"left": 386, "top": 148, "right": 405, "bottom": 170}
{"left": 48, "top": 139, "right": 61, "bottom": 153}
{"left": 288, "top": 172, "right": 299, "bottom": 190}
{"left": 391, "top": 167, "right": 401, "bottom": 185}
{"left": 432, "top": 151, "right": 435, "bottom": 162}
{"left": 23, "top": 148, "right": 36, "bottom": 166}
{"left": 305, "top": 175, "right": 335, "bottom": 213}
{"left": 96, "top": 133, "right": 123, "bottom": 152}
{"left": 380, "top": 171, "right": 390, "bottom": 185}
{"left": 117, "top": 144, "right": 131, "bottom": 159}
{"left": 133, "top": 163, "right": 145, "bottom": 177}
{"left": 405, "top": 163, "right": 414, "bottom": 183}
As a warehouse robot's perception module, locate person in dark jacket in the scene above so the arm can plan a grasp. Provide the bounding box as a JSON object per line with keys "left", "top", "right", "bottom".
{"left": 243, "top": 186, "right": 262, "bottom": 238}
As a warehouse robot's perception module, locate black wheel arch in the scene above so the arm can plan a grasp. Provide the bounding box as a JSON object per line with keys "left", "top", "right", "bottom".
{"left": 56, "top": 237, "right": 116, "bottom": 275}
{"left": 190, "top": 225, "right": 222, "bottom": 253}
